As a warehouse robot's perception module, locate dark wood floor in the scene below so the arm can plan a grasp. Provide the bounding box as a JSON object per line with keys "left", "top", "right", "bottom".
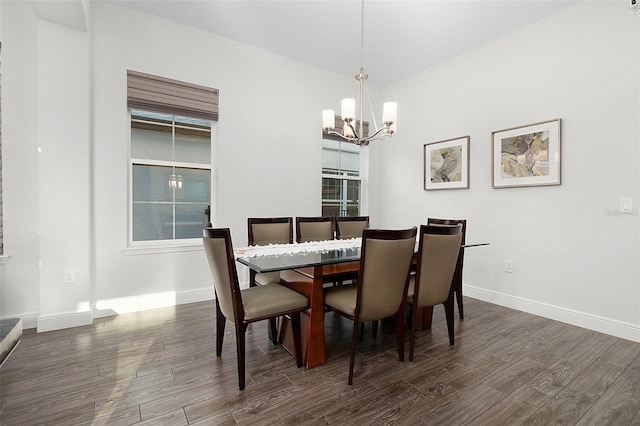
{"left": 1, "top": 297, "right": 639, "bottom": 425}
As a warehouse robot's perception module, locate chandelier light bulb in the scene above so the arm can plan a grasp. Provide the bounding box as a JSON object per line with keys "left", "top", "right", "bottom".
{"left": 382, "top": 102, "right": 397, "bottom": 125}
{"left": 323, "top": 110, "right": 335, "bottom": 130}
{"left": 341, "top": 98, "right": 356, "bottom": 122}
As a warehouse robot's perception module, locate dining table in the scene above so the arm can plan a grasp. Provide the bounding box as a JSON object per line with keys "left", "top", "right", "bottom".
{"left": 235, "top": 238, "right": 488, "bottom": 369}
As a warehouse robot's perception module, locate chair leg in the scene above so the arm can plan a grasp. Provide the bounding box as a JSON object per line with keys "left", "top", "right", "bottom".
{"left": 453, "top": 262, "right": 464, "bottom": 320}
{"left": 348, "top": 320, "right": 360, "bottom": 385}
{"left": 215, "top": 298, "right": 226, "bottom": 357}
{"left": 444, "top": 297, "right": 455, "bottom": 346}
{"left": 268, "top": 318, "right": 278, "bottom": 343}
{"left": 409, "top": 302, "right": 417, "bottom": 362}
{"left": 394, "top": 309, "right": 405, "bottom": 362}
{"left": 291, "top": 312, "right": 303, "bottom": 368}
{"left": 236, "top": 323, "right": 248, "bottom": 390}
{"left": 455, "top": 287, "right": 464, "bottom": 320}
{"left": 371, "top": 320, "right": 378, "bottom": 338}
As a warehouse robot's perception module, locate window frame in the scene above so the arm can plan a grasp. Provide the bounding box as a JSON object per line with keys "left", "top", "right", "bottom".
{"left": 321, "top": 139, "right": 368, "bottom": 218}
{"left": 125, "top": 110, "right": 215, "bottom": 252}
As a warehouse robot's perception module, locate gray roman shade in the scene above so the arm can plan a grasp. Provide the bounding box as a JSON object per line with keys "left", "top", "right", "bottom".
{"left": 323, "top": 115, "right": 369, "bottom": 142}
{"left": 127, "top": 70, "right": 219, "bottom": 121}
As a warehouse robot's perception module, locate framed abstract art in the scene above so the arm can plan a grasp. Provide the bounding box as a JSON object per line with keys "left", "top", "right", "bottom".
{"left": 492, "top": 119, "right": 561, "bottom": 188}
{"left": 424, "top": 136, "right": 470, "bottom": 190}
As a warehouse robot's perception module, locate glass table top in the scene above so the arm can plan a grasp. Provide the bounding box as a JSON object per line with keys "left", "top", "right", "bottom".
{"left": 235, "top": 240, "right": 489, "bottom": 273}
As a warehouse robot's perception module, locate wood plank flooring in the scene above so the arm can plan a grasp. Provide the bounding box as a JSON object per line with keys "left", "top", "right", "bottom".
{"left": 1, "top": 297, "right": 639, "bottom": 425}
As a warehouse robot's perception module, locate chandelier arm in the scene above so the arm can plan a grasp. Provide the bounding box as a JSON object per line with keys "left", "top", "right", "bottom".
{"left": 324, "top": 129, "right": 358, "bottom": 142}
{"left": 366, "top": 126, "right": 391, "bottom": 141}
{"left": 347, "top": 122, "right": 360, "bottom": 140}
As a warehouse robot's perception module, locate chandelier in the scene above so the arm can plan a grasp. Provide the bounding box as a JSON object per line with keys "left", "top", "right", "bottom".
{"left": 322, "top": 0, "right": 397, "bottom": 146}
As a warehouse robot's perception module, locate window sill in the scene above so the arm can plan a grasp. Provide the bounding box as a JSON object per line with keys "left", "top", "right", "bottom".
{"left": 122, "top": 241, "right": 203, "bottom": 256}
{"left": 0, "top": 255, "right": 10, "bottom": 265}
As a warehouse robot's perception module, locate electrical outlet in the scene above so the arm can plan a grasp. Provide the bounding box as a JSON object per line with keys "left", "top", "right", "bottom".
{"left": 63, "top": 269, "right": 75, "bottom": 284}
{"left": 504, "top": 260, "right": 513, "bottom": 273}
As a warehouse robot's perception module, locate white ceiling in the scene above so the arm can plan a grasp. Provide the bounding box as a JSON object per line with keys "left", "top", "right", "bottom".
{"left": 114, "top": 0, "right": 579, "bottom": 85}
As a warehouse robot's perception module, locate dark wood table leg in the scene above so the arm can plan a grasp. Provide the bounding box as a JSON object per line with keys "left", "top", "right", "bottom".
{"left": 416, "top": 306, "right": 434, "bottom": 330}
{"left": 279, "top": 266, "right": 326, "bottom": 368}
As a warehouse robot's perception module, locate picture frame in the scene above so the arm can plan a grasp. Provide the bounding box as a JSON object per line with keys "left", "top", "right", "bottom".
{"left": 424, "top": 136, "right": 470, "bottom": 190}
{"left": 492, "top": 118, "right": 561, "bottom": 188}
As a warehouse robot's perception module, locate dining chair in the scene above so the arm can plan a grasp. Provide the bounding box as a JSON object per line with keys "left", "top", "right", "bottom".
{"left": 247, "top": 217, "right": 294, "bottom": 342}
{"left": 295, "top": 216, "right": 335, "bottom": 243}
{"left": 334, "top": 216, "right": 370, "bottom": 288}
{"left": 335, "top": 216, "right": 370, "bottom": 239}
{"left": 427, "top": 218, "right": 467, "bottom": 320}
{"left": 202, "top": 227, "right": 308, "bottom": 390}
{"left": 324, "top": 227, "right": 417, "bottom": 385}
{"left": 408, "top": 224, "right": 463, "bottom": 361}
{"left": 247, "top": 217, "right": 293, "bottom": 286}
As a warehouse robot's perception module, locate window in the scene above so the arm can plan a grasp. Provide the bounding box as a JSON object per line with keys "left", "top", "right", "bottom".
{"left": 130, "top": 111, "right": 211, "bottom": 242}
{"left": 322, "top": 139, "right": 361, "bottom": 217}
{"left": 126, "top": 70, "right": 218, "bottom": 245}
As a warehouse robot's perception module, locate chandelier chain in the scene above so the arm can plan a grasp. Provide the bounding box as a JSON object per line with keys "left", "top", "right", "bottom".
{"left": 360, "top": 0, "right": 365, "bottom": 71}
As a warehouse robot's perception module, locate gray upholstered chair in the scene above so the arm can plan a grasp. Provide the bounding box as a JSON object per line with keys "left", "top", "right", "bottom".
{"left": 247, "top": 217, "right": 294, "bottom": 342}
{"left": 335, "top": 216, "right": 369, "bottom": 239}
{"left": 408, "top": 224, "right": 463, "bottom": 361}
{"left": 202, "top": 227, "right": 308, "bottom": 390}
{"left": 324, "top": 227, "right": 417, "bottom": 385}
{"left": 295, "top": 216, "right": 335, "bottom": 243}
{"left": 335, "top": 216, "right": 370, "bottom": 287}
{"left": 248, "top": 217, "right": 293, "bottom": 287}
{"left": 427, "top": 217, "right": 467, "bottom": 319}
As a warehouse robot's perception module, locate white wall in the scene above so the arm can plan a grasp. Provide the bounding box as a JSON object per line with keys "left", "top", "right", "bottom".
{"left": 1, "top": 1, "right": 41, "bottom": 325}
{"left": 376, "top": 1, "right": 640, "bottom": 340}
{"left": 1, "top": 1, "right": 367, "bottom": 327}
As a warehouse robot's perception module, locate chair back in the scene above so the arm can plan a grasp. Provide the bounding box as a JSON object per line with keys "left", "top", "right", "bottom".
{"left": 296, "top": 216, "right": 335, "bottom": 243}
{"left": 202, "top": 227, "right": 243, "bottom": 322}
{"left": 427, "top": 218, "right": 466, "bottom": 244}
{"left": 357, "top": 227, "right": 417, "bottom": 322}
{"left": 336, "top": 216, "right": 370, "bottom": 239}
{"left": 427, "top": 218, "right": 466, "bottom": 290}
{"left": 248, "top": 217, "right": 293, "bottom": 246}
{"left": 414, "top": 224, "right": 463, "bottom": 307}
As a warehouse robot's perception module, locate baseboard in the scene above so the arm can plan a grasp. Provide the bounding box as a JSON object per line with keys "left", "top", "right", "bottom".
{"left": 464, "top": 284, "right": 640, "bottom": 343}
{"left": 36, "top": 310, "right": 93, "bottom": 333}
{"left": 176, "top": 287, "right": 215, "bottom": 305}
{"left": 14, "top": 288, "right": 216, "bottom": 333}
{"left": 16, "top": 313, "right": 38, "bottom": 330}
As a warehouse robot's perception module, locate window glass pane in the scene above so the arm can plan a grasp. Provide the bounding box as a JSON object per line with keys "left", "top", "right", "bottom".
{"left": 133, "top": 164, "right": 173, "bottom": 202}
{"left": 132, "top": 110, "right": 173, "bottom": 123}
{"left": 132, "top": 203, "right": 173, "bottom": 241}
{"left": 175, "top": 168, "right": 211, "bottom": 203}
{"left": 175, "top": 204, "right": 209, "bottom": 239}
{"left": 174, "top": 126, "right": 211, "bottom": 164}
{"left": 322, "top": 177, "right": 340, "bottom": 205}
{"left": 131, "top": 122, "right": 173, "bottom": 161}
{"left": 340, "top": 150, "right": 360, "bottom": 175}
{"left": 321, "top": 177, "right": 360, "bottom": 217}
{"left": 322, "top": 151, "right": 340, "bottom": 174}
{"left": 322, "top": 204, "right": 340, "bottom": 217}
{"left": 322, "top": 140, "right": 359, "bottom": 176}
{"left": 346, "top": 180, "right": 361, "bottom": 216}
{"left": 174, "top": 115, "right": 211, "bottom": 128}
